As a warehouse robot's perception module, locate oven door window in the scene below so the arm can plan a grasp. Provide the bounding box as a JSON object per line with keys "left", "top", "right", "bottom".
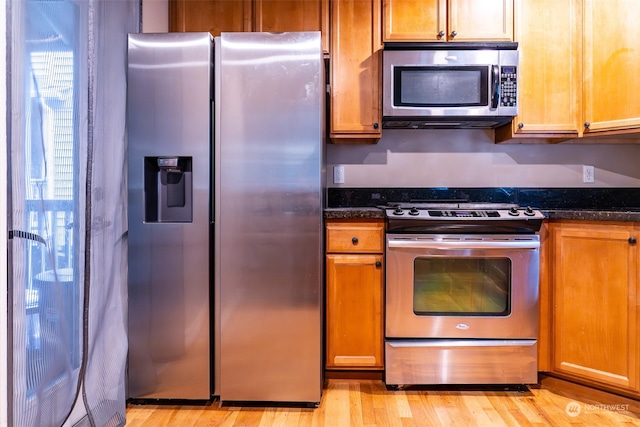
{"left": 394, "top": 66, "right": 488, "bottom": 107}
{"left": 413, "top": 257, "right": 511, "bottom": 316}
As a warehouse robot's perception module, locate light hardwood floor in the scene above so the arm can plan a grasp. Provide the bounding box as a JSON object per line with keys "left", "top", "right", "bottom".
{"left": 125, "top": 379, "right": 640, "bottom": 426}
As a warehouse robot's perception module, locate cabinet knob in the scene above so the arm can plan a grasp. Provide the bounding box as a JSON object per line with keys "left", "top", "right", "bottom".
{"left": 438, "top": 30, "right": 445, "bottom": 37}
{"left": 584, "top": 122, "right": 590, "bottom": 128}
{"left": 450, "top": 30, "right": 457, "bottom": 37}
{"left": 630, "top": 237, "right": 637, "bottom": 245}
{"left": 373, "top": 122, "right": 379, "bottom": 129}
{"left": 375, "top": 261, "right": 382, "bottom": 268}
{"left": 352, "top": 237, "right": 359, "bottom": 245}
{"left": 518, "top": 122, "right": 524, "bottom": 129}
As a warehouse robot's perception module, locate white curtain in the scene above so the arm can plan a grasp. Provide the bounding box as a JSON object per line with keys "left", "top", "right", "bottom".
{"left": 8, "top": 0, "right": 139, "bottom": 425}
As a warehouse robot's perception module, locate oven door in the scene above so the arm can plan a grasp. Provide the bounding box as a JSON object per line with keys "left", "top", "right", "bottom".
{"left": 385, "top": 234, "right": 540, "bottom": 340}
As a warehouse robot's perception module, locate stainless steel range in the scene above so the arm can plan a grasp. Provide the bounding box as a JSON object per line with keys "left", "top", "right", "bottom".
{"left": 383, "top": 202, "right": 544, "bottom": 387}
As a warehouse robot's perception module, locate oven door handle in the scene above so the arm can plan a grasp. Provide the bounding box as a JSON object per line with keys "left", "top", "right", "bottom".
{"left": 387, "top": 239, "right": 539, "bottom": 250}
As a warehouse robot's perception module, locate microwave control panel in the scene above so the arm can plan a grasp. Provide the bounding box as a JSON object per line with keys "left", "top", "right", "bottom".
{"left": 500, "top": 66, "right": 517, "bottom": 107}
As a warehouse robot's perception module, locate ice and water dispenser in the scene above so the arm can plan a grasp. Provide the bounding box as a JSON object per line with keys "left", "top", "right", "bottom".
{"left": 144, "top": 156, "right": 192, "bottom": 223}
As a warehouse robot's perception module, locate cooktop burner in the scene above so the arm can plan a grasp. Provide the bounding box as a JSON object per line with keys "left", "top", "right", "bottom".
{"left": 382, "top": 202, "right": 545, "bottom": 233}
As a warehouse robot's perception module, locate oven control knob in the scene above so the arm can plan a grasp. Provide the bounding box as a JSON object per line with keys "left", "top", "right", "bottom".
{"left": 409, "top": 207, "right": 420, "bottom": 216}
{"left": 508, "top": 207, "right": 520, "bottom": 216}
{"left": 393, "top": 208, "right": 404, "bottom": 216}
{"left": 524, "top": 206, "right": 536, "bottom": 216}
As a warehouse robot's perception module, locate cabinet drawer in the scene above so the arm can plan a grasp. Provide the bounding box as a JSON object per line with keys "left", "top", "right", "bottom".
{"left": 326, "top": 221, "right": 384, "bottom": 253}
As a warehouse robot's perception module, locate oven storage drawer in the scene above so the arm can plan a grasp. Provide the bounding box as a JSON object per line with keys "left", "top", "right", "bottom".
{"left": 385, "top": 339, "right": 538, "bottom": 385}
{"left": 326, "top": 221, "right": 384, "bottom": 253}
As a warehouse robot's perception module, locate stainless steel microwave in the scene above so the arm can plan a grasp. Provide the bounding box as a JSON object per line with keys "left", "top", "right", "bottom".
{"left": 382, "top": 43, "right": 519, "bottom": 129}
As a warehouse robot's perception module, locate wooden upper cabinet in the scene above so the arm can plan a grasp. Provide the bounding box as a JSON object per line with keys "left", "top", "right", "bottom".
{"left": 495, "top": 0, "right": 581, "bottom": 142}
{"left": 254, "top": 0, "right": 329, "bottom": 54}
{"left": 383, "top": 0, "right": 513, "bottom": 42}
{"left": 448, "top": 0, "right": 513, "bottom": 41}
{"left": 169, "top": 0, "right": 252, "bottom": 35}
{"left": 383, "top": 0, "right": 446, "bottom": 42}
{"left": 169, "top": 0, "right": 328, "bottom": 54}
{"left": 582, "top": 0, "right": 640, "bottom": 136}
{"left": 330, "top": 0, "right": 382, "bottom": 143}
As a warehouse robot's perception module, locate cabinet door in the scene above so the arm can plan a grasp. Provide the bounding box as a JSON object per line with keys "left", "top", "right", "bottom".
{"left": 583, "top": 0, "right": 640, "bottom": 135}
{"left": 447, "top": 0, "right": 513, "bottom": 41}
{"left": 383, "top": 0, "right": 447, "bottom": 42}
{"left": 326, "top": 254, "right": 384, "bottom": 369}
{"left": 254, "top": 0, "right": 329, "bottom": 54}
{"left": 551, "top": 222, "right": 638, "bottom": 392}
{"left": 330, "top": 0, "right": 382, "bottom": 142}
{"left": 496, "top": 0, "right": 581, "bottom": 142}
{"left": 169, "top": 0, "right": 251, "bottom": 35}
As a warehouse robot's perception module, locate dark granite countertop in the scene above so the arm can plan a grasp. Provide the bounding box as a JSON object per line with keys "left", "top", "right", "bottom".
{"left": 324, "top": 207, "right": 385, "bottom": 220}
{"left": 324, "top": 207, "right": 640, "bottom": 222}
{"left": 325, "top": 187, "right": 640, "bottom": 222}
{"left": 543, "top": 209, "right": 640, "bottom": 222}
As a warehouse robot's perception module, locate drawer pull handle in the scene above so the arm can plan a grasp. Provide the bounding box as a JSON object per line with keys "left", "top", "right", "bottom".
{"left": 375, "top": 261, "right": 382, "bottom": 268}
{"left": 630, "top": 237, "right": 637, "bottom": 245}
{"left": 351, "top": 237, "right": 358, "bottom": 245}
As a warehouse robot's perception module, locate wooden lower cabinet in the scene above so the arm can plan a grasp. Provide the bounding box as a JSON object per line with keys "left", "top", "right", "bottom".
{"left": 548, "top": 220, "right": 640, "bottom": 395}
{"left": 326, "top": 254, "right": 384, "bottom": 369}
{"left": 325, "top": 219, "right": 384, "bottom": 370}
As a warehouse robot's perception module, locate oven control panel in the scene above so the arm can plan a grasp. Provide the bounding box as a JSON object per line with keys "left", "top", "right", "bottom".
{"left": 427, "top": 210, "right": 500, "bottom": 218}
{"left": 384, "top": 207, "right": 545, "bottom": 220}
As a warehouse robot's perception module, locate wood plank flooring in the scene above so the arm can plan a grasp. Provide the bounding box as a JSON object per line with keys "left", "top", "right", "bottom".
{"left": 125, "top": 379, "right": 640, "bottom": 426}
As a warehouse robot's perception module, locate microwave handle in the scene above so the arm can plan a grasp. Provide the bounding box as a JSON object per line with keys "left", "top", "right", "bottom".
{"left": 491, "top": 65, "right": 500, "bottom": 109}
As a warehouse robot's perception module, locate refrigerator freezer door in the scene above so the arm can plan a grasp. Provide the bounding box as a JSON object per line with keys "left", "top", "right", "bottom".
{"left": 127, "top": 32, "right": 212, "bottom": 400}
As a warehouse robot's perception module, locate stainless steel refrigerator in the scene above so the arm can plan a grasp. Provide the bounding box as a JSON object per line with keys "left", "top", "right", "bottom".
{"left": 214, "top": 32, "right": 324, "bottom": 404}
{"left": 127, "top": 32, "right": 324, "bottom": 404}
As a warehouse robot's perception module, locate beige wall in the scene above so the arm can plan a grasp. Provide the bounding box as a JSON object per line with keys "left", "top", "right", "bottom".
{"left": 142, "top": 0, "right": 168, "bottom": 32}
{"left": 327, "top": 129, "right": 640, "bottom": 188}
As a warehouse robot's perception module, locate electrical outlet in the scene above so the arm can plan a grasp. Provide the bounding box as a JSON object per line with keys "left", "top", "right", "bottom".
{"left": 333, "top": 166, "right": 345, "bottom": 184}
{"left": 583, "top": 165, "right": 595, "bottom": 183}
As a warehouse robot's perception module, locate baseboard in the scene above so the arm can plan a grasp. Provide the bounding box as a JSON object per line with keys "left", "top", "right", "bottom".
{"left": 539, "top": 373, "right": 640, "bottom": 418}
{"left": 324, "top": 370, "right": 384, "bottom": 381}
